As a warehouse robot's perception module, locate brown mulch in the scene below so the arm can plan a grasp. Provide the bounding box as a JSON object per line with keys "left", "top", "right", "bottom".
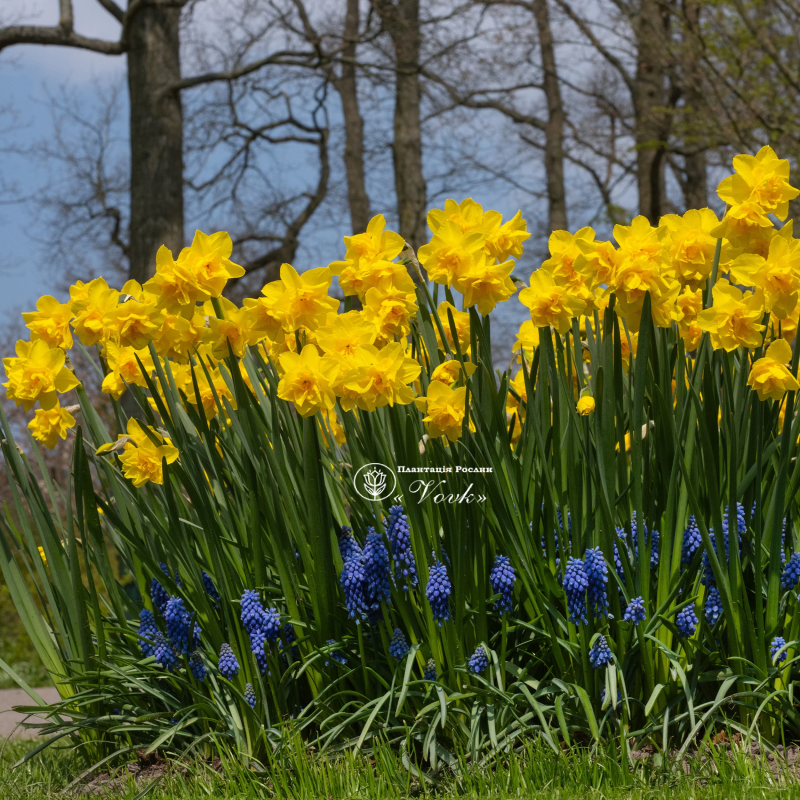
{"left": 73, "top": 749, "right": 223, "bottom": 797}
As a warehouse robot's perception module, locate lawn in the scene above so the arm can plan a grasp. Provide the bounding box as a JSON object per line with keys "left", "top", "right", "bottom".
{"left": 2, "top": 738, "right": 800, "bottom": 799}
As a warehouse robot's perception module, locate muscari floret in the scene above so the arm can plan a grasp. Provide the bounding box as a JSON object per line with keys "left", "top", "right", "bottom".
{"left": 363, "top": 527, "right": 392, "bottom": 612}
{"left": 589, "top": 636, "right": 612, "bottom": 669}
{"left": 681, "top": 516, "right": 702, "bottom": 567}
{"left": 562, "top": 557, "right": 588, "bottom": 625}
{"left": 676, "top": 606, "right": 698, "bottom": 638}
{"left": 138, "top": 609, "right": 159, "bottom": 657}
{"left": 262, "top": 607, "right": 281, "bottom": 643}
{"left": 153, "top": 632, "right": 177, "bottom": 672}
{"left": 771, "top": 636, "right": 788, "bottom": 664}
{"left": 623, "top": 596, "right": 646, "bottom": 625}
{"left": 468, "top": 645, "right": 489, "bottom": 674}
{"left": 244, "top": 683, "right": 256, "bottom": 709}
{"left": 240, "top": 589, "right": 266, "bottom": 634}
{"left": 426, "top": 555, "right": 452, "bottom": 625}
{"left": 490, "top": 555, "right": 516, "bottom": 615}
{"left": 325, "top": 639, "right": 346, "bottom": 665}
{"left": 218, "top": 643, "right": 240, "bottom": 679}
{"left": 164, "top": 597, "right": 192, "bottom": 655}
{"left": 389, "top": 628, "right": 410, "bottom": 661}
{"left": 423, "top": 659, "right": 437, "bottom": 681}
{"left": 189, "top": 650, "right": 206, "bottom": 681}
{"left": 337, "top": 525, "right": 362, "bottom": 562}
{"left": 782, "top": 553, "right": 800, "bottom": 590}
{"left": 201, "top": 571, "right": 220, "bottom": 606}
{"left": 584, "top": 547, "right": 609, "bottom": 619}
{"left": 630, "top": 512, "right": 659, "bottom": 569}
{"left": 340, "top": 550, "right": 369, "bottom": 622}
{"left": 150, "top": 563, "right": 170, "bottom": 615}
{"left": 704, "top": 586, "right": 723, "bottom": 626}
{"left": 387, "top": 505, "right": 418, "bottom": 590}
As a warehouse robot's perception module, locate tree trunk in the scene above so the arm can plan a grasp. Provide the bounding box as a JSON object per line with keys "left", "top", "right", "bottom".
{"left": 335, "top": 0, "right": 371, "bottom": 235}
{"left": 126, "top": 2, "right": 185, "bottom": 283}
{"left": 681, "top": 0, "right": 707, "bottom": 209}
{"left": 373, "top": 0, "right": 427, "bottom": 251}
{"left": 633, "top": 0, "right": 670, "bottom": 223}
{"left": 532, "top": 0, "right": 568, "bottom": 232}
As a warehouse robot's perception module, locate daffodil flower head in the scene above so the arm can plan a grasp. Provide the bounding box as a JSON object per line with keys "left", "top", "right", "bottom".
{"left": 730, "top": 235, "right": 800, "bottom": 319}
{"left": 118, "top": 419, "right": 179, "bottom": 487}
{"left": 416, "top": 380, "right": 473, "bottom": 442}
{"left": 747, "top": 338, "right": 800, "bottom": 402}
{"left": 28, "top": 403, "right": 76, "bottom": 449}
{"left": 660, "top": 208, "right": 726, "bottom": 287}
{"left": 3, "top": 339, "right": 80, "bottom": 411}
{"left": 481, "top": 209, "right": 531, "bottom": 261}
{"left": 697, "top": 280, "right": 767, "bottom": 351}
{"left": 100, "top": 342, "right": 155, "bottom": 400}
{"left": 457, "top": 257, "right": 517, "bottom": 315}
{"left": 417, "top": 221, "right": 487, "bottom": 288}
{"left": 70, "top": 278, "right": 121, "bottom": 349}
{"left": 427, "top": 198, "right": 485, "bottom": 235}
{"left": 435, "top": 301, "right": 471, "bottom": 354}
{"left": 277, "top": 344, "right": 339, "bottom": 417}
{"left": 22, "top": 295, "right": 74, "bottom": 351}
{"left": 261, "top": 264, "right": 339, "bottom": 333}
{"left": 519, "top": 269, "right": 586, "bottom": 334}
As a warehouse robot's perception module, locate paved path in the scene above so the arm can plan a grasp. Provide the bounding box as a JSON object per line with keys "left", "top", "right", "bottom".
{"left": 0, "top": 687, "right": 60, "bottom": 739}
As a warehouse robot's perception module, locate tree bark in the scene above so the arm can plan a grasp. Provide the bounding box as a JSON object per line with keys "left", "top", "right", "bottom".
{"left": 126, "top": 2, "right": 185, "bottom": 283}
{"left": 335, "top": 0, "right": 371, "bottom": 235}
{"left": 680, "top": 0, "right": 707, "bottom": 209}
{"left": 532, "top": 0, "right": 568, "bottom": 232}
{"left": 373, "top": 0, "right": 427, "bottom": 251}
{"left": 633, "top": 0, "right": 670, "bottom": 223}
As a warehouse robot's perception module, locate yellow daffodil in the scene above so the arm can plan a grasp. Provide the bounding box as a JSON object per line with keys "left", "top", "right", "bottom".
{"left": 519, "top": 270, "right": 586, "bottom": 334}
{"left": 747, "top": 338, "right": 800, "bottom": 401}
{"left": 717, "top": 145, "right": 799, "bottom": 221}
{"left": 711, "top": 200, "right": 774, "bottom": 242}
{"left": 418, "top": 221, "right": 486, "bottom": 288}
{"left": 147, "top": 230, "right": 244, "bottom": 306}
{"left": 100, "top": 342, "right": 155, "bottom": 400}
{"left": 458, "top": 257, "right": 517, "bottom": 314}
{"left": 319, "top": 406, "right": 346, "bottom": 446}
{"left": 104, "top": 290, "right": 164, "bottom": 350}
{"left": 70, "top": 278, "right": 120, "bottom": 348}
{"left": 697, "top": 280, "right": 766, "bottom": 351}
{"left": 574, "top": 238, "right": 619, "bottom": 291}
{"left": 241, "top": 296, "right": 284, "bottom": 340}
{"left": 660, "top": 208, "right": 726, "bottom": 287}
{"left": 542, "top": 227, "right": 597, "bottom": 288}
{"left": 415, "top": 381, "right": 472, "bottom": 442}
{"left": 185, "top": 364, "right": 236, "bottom": 421}
{"left": 577, "top": 394, "right": 595, "bottom": 416}
{"left": 205, "top": 297, "right": 267, "bottom": 358}
{"left": 341, "top": 342, "right": 420, "bottom": 411}
{"left": 22, "top": 296, "right": 73, "bottom": 350}
{"left": 427, "top": 198, "right": 485, "bottom": 235}
{"left": 481, "top": 209, "right": 530, "bottom": 262}
{"left": 151, "top": 308, "right": 207, "bottom": 362}
{"left": 730, "top": 235, "right": 800, "bottom": 319}
{"left": 4, "top": 339, "right": 80, "bottom": 411}
{"left": 28, "top": 403, "right": 76, "bottom": 449}
{"left": 316, "top": 311, "right": 377, "bottom": 363}
{"left": 118, "top": 419, "right": 179, "bottom": 487}
{"left": 362, "top": 274, "right": 418, "bottom": 341}
{"left": 430, "top": 359, "right": 477, "bottom": 386}
{"left": 277, "top": 344, "right": 338, "bottom": 417}
{"left": 675, "top": 286, "right": 704, "bottom": 351}
{"left": 513, "top": 319, "right": 540, "bottom": 363}
{"left": 261, "top": 264, "right": 339, "bottom": 332}
{"left": 435, "top": 302, "right": 471, "bottom": 354}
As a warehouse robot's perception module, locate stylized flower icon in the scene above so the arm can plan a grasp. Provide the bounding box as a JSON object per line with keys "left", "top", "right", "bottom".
{"left": 363, "top": 468, "right": 387, "bottom": 500}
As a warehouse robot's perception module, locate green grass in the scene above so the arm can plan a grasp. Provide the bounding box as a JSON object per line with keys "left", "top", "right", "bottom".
{"left": 2, "top": 738, "right": 800, "bottom": 799}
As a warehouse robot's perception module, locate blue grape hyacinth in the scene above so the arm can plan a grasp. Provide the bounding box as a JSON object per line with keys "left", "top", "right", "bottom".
{"left": 782, "top": 553, "right": 800, "bottom": 590}
{"left": 468, "top": 645, "right": 489, "bottom": 674}
{"left": 704, "top": 586, "right": 723, "bottom": 626}
{"left": 563, "top": 557, "right": 588, "bottom": 625}
{"left": 490, "top": 555, "right": 516, "bottom": 614}
{"left": 389, "top": 628, "right": 409, "bottom": 661}
{"left": 201, "top": 571, "right": 220, "bottom": 606}
{"left": 325, "top": 639, "right": 346, "bottom": 666}
{"left": 189, "top": 651, "right": 206, "bottom": 681}
{"left": 589, "top": 636, "right": 612, "bottom": 669}
{"left": 150, "top": 569, "right": 169, "bottom": 616}
{"left": 623, "top": 596, "right": 646, "bottom": 625}
{"left": 340, "top": 550, "right": 369, "bottom": 622}
{"left": 244, "top": 683, "right": 256, "bottom": 709}
{"left": 262, "top": 608, "right": 281, "bottom": 643}
{"left": 387, "top": 505, "right": 418, "bottom": 590}
{"left": 240, "top": 590, "right": 266, "bottom": 634}
{"left": 676, "top": 606, "right": 698, "bottom": 638}
{"left": 426, "top": 555, "right": 452, "bottom": 625}
{"left": 282, "top": 623, "right": 297, "bottom": 646}
{"left": 681, "top": 516, "right": 702, "bottom": 567}
{"left": 338, "top": 526, "right": 362, "bottom": 561}
{"left": 364, "top": 528, "right": 393, "bottom": 611}
{"left": 584, "top": 547, "right": 609, "bottom": 619}
{"left": 771, "top": 636, "right": 788, "bottom": 663}
{"left": 153, "top": 632, "right": 177, "bottom": 672}
{"left": 249, "top": 630, "right": 269, "bottom": 674}
{"left": 164, "top": 597, "right": 192, "bottom": 655}
{"left": 138, "top": 609, "right": 159, "bottom": 657}
{"left": 424, "top": 659, "right": 437, "bottom": 681}
{"left": 218, "top": 643, "right": 240, "bottom": 679}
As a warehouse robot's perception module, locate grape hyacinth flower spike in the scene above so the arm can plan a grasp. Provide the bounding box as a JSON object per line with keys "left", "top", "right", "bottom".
{"left": 584, "top": 547, "right": 609, "bottom": 619}
{"left": 387, "top": 505, "right": 418, "bottom": 590}
{"left": 153, "top": 632, "right": 177, "bottom": 672}
{"left": 468, "top": 645, "right": 489, "bottom": 674}
{"left": 189, "top": 651, "right": 206, "bottom": 681}
{"left": 244, "top": 683, "right": 256, "bottom": 709}
{"left": 782, "top": 553, "right": 800, "bottom": 590}
{"left": 426, "top": 553, "right": 452, "bottom": 625}
{"left": 589, "top": 636, "right": 612, "bottom": 669}
{"left": 363, "top": 528, "right": 392, "bottom": 612}
{"left": 218, "top": 643, "right": 240, "bottom": 680}
{"left": 676, "top": 606, "right": 698, "bottom": 638}
{"left": 138, "top": 609, "right": 158, "bottom": 657}
{"left": 201, "top": 571, "right": 221, "bottom": 606}
{"left": 424, "top": 659, "right": 437, "bottom": 681}
{"left": 771, "top": 636, "right": 788, "bottom": 663}
{"left": 164, "top": 597, "right": 192, "bottom": 655}
{"left": 490, "top": 555, "right": 516, "bottom": 615}
{"left": 325, "top": 640, "right": 346, "bottom": 666}
{"left": 563, "top": 557, "right": 588, "bottom": 625}
{"left": 389, "top": 628, "right": 409, "bottom": 661}
{"left": 623, "top": 596, "right": 646, "bottom": 625}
